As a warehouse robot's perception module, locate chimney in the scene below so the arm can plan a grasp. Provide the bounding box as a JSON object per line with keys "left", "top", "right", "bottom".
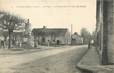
{"left": 43, "top": 26, "right": 46, "bottom": 29}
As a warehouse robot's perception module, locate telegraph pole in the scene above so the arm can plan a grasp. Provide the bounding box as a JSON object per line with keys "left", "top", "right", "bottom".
{"left": 71, "top": 24, "right": 73, "bottom": 45}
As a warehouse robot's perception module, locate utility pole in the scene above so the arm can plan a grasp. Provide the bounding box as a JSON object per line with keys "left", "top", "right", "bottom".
{"left": 71, "top": 24, "right": 73, "bottom": 45}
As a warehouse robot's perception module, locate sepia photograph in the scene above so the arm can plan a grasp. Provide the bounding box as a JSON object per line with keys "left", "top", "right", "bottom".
{"left": 0, "top": 0, "right": 114, "bottom": 73}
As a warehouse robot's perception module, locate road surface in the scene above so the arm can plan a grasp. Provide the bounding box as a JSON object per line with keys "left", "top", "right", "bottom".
{"left": 0, "top": 45, "right": 88, "bottom": 73}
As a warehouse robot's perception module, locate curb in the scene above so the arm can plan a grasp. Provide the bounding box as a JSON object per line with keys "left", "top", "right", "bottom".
{"left": 77, "top": 64, "right": 114, "bottom": 73}
{"left": 76, "top": 47, "right": 114, "bottom": 73}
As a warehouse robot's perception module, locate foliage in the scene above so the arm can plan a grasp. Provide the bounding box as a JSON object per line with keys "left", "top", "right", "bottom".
{"left": 0, "top": 11, "right": 24, "bottom": 30}
{"left": 0, "top": 11, "right": 25, "bottom": 48}
{"left": 80, "top": 28, "right": 92, "bottom": 44}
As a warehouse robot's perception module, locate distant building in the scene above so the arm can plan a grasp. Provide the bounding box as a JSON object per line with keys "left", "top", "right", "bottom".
{"left": 71, "top": 32, "right": 83, "bottom": 45}
{"left": 32, "top": 26, "right": 71, "bottom": 47}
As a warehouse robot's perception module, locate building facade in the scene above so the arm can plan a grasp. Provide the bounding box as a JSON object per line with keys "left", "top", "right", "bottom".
{"left": 32, "top": 26, "right": 71, "bottom": 47}
{"left": 96, "top": 0, "right": 114, "bottom": 64}
{"left": 71, "top": 32, "right": 83, "bottom": 45}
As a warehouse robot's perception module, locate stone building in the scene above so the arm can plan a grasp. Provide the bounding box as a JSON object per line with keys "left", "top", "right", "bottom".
{"left": 96, "top": 0, "right": 114, "bottom": 64}
{"left": 71, "top": 32, "right": 83, "bottom": 45}
{"left": 32, "top": 26, "right": 71, "bottom": 47}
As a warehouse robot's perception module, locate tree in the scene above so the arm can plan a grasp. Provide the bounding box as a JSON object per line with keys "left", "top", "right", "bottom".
{"left": 0, "top": 11, "right": 25, "bottom": 49}
{"left": 80, "top": 28, "right": 91, "bottom": 44}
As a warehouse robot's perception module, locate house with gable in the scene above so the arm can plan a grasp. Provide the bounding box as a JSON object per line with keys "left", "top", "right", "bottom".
{"left": 32, "top": 26, "right": 71, "bottom": 47}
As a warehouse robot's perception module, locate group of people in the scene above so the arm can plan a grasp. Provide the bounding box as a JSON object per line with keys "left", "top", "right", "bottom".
{"left": 0, "top": 39, "right": 23, "bottom": 49}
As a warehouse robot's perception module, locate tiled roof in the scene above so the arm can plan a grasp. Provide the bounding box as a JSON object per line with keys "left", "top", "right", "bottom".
{"left": 32, "top": 28, "right": 68, "bottom": 36}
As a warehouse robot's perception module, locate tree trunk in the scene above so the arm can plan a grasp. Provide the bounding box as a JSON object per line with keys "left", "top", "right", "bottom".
{"left": 8, "top": 30, "right": 12, "bottom": 49}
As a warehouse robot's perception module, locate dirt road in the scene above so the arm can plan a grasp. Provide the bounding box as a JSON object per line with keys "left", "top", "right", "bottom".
{"left": 0, "top": 45, "right": 88, "bottom": 73}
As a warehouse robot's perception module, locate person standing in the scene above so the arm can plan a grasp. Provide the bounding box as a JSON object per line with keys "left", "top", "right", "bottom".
{"left": 1, "top": 40, "right": 4, "bottom": 48}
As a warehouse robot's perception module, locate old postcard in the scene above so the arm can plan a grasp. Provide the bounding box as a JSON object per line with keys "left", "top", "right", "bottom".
{"left": 0, "top": 0, "right": 114, "bottom": 73}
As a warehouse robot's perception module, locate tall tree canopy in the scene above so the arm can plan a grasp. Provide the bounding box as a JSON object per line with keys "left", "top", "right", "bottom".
{"left": 0, "top": 11, "right": 25, "bottom": 48}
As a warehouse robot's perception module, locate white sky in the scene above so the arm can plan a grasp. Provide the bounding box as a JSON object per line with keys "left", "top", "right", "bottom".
{"left": 0, "top": 0, "right": 96, "bottom": 34}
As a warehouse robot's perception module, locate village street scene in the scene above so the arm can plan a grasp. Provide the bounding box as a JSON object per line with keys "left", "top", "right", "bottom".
{"left": 0, "top": 11, "right": 92, "bottom": 73}
{"left": 0, "top": 0, "right": 114, "bottom": 73}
